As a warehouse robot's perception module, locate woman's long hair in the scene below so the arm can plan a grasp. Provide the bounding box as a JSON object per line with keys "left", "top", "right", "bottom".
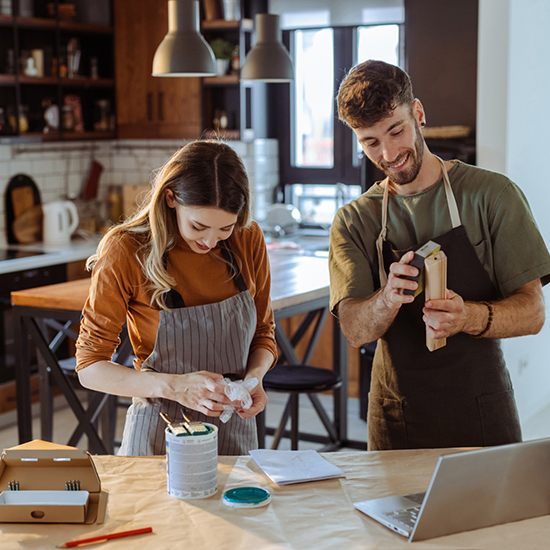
{"left": 88, "top": 140, "right": 252, "bottom": 309}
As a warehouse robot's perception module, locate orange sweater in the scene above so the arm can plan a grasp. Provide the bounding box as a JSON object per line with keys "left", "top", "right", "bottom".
{"left": 76, "top": 221, "right": 277, "bottom": 371}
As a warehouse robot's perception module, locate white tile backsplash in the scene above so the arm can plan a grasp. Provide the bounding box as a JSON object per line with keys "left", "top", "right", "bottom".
{"left": 254, "top": 138, "right": 279, "bottom": 157}
{"left": 0, "top": 138, "right": 279, "bottom": 243}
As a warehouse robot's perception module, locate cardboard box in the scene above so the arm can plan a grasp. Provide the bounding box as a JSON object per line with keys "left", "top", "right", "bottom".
{"left": 0, "top": 490, "right": 90, "bottom": 523}
{"left": 0, "top": 440, "right": 107, "bottom": 524}
{"left": 122, "top": 184, "right": 151, "bottom": 219}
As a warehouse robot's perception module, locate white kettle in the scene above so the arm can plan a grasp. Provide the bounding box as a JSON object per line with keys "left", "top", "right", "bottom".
{"left": 42, "top": 201, "right": 79, "bottom": 247}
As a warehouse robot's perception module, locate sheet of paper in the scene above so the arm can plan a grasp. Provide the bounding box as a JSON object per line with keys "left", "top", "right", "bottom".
{"left": 249, "top": 449, "right": 345, "bottom": 485}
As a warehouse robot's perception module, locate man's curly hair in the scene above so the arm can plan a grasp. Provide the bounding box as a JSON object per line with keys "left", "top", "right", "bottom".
{"left": 337, "top": 60, "right": 414, "bottom": 129}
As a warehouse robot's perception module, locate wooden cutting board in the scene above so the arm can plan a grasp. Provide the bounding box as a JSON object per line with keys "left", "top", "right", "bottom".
{"left": 4, "top": 174, "right": 42, "bottom": 244}
{"left": 11, "top": 186, "right": 36, "bottom": 218}
{"left": 12, "top": 204, "right": 43, "bottom": 244}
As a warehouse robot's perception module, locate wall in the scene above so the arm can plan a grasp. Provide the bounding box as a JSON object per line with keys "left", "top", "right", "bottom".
{"left": 270, "top": 0, "right": 404, "bottom": 28}
{"left": 0, "top": 138, "right": 279, "bottom": 247}
{"left": 405, "top": 0, "right": 478, "bottom": 129}
{"left": 477, "top": 0, "right": 550, "bottom": 425}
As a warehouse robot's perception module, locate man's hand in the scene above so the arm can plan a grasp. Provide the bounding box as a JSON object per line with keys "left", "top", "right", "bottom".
{"left": 423, "top": 289, "right": 467, "bottom": 339}
{"left": 423, "top": 279, "right": 545, "bottom": 340}
{"left": 381, "top": 251, "right": 420, "bottom": 308}
{"left": 339, "top": 250, "right": 422, "bottom": 347}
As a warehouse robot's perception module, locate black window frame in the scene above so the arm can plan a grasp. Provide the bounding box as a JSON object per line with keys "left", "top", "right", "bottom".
{"left": 271, "top": 24, "right": 404, "bottom": 193}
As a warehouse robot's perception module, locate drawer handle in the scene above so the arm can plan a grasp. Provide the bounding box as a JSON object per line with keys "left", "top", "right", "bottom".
{"left": 158, "top": 92, "right": 164, "bottom": 121}
{"left": 147, "top": 93, "right": 153, "bottom": 121}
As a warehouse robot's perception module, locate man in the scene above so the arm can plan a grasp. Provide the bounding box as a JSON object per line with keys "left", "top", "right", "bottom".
{"left": 330, "top": 60, "right": 550, "bottom": 450}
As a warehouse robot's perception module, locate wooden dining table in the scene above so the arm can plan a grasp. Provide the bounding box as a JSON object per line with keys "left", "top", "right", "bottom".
{"left": 11, "top": 251, "right": 359, "bottom": 453}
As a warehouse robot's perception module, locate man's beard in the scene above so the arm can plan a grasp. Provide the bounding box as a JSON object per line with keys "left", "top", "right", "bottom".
{"left": 377, "top": 123, "right": 425, "bottom": 186}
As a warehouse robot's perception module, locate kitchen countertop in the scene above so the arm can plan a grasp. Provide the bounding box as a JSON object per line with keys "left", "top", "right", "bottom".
{"left": 0, "top": 230, "right": 330, "bottom": 275}
{"left": 0, "top": 235, "right": 102, "bottom": 275}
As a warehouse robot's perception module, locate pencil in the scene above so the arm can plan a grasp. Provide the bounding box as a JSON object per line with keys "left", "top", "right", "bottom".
{"left": 57, "top": 527, "right": 153, "bottom": 548}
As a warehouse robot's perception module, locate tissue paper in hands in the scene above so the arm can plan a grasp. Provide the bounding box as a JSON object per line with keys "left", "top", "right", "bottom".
{"left": 218, "top": 377, "right": 259, "bottom": 423}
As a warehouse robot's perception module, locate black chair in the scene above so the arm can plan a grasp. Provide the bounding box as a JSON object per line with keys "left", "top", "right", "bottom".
{"left": 256, "top": 305, "right": 343, "bottom": 451}
{"left": 40, "top": 321, "right": 134, "bottom": 455}
{"left": 259, "top": 364, "right": 341, "bottom": 450}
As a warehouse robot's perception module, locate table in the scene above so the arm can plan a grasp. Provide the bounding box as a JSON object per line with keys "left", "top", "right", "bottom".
{"left": 12, "top": 251, "right": 360, "bottom": 451}
{"left": 1, "top": 448, "right": 547, "bottom": 550}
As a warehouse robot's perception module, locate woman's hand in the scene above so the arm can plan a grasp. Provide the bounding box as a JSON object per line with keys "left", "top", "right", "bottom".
{"left": 236, "top": 381, "right": 267, "bottom": 419}
{"left": 170, "top": 371, "right": 232, "bottom": 417}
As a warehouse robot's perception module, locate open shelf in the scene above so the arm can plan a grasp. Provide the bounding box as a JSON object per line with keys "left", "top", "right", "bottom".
{"left": 1, "top": 5, "right": 115, "bottom": 141}
{"left": 202, "top": 18, "right": 253, "bottom": 30}
{"left": 0, "top": 75, "right": 16, "bottom": 85}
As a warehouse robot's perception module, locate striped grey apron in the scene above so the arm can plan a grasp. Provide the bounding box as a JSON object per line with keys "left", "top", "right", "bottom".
{"left": 118, "top": 240, "right": 258, "bottom": 456}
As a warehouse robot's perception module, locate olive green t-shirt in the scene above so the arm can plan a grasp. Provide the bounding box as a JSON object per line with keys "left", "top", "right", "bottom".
{"left": 329, "top": 161, "right": 550, "bottom": 314}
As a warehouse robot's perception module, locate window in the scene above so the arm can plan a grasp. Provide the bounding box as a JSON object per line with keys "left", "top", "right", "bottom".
{"left": 294, "top": 28, "right": 334, "bottom": 168}
{"left": 276, "top": 24, "right": 403, "bottom": 196}
{"left": 355, "top": 25, "right": 400, "bottom": 161}
{"left": 286, "top": 183, "right": 363, "bottom": 226}
{"left": 357, "top": 25, "right": 400, "bottom": 67}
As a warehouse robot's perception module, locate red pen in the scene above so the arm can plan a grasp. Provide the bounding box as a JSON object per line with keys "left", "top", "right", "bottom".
{"left": 57, "top": 527, "right": 153, "bottom": 548}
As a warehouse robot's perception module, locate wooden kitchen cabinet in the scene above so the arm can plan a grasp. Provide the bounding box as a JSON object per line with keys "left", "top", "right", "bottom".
{"left": 0, "top": 5, "right": 115, "bottom": 140}
{"left": 114, "top": 0, "right": 202, "bottom": 139}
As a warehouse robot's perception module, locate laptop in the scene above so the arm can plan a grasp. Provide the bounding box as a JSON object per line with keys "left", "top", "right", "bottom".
{"left": 353, "top": 438, "right": 550, "bottom": 541}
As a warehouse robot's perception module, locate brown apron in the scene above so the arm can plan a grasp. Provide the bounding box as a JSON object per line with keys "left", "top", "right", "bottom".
{"left": 118, "top": 240, "right": 258, "bottom": 456}
{"left": 369, "top": 157, "right": 522, "bottom": 450}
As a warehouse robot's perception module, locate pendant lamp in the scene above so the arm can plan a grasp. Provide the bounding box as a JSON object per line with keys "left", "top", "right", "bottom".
{"left": 152, "top": 0, "right": 216, "bottom": 77}
{"left": 240, "top": 13, "right": 294, "bottom": 82}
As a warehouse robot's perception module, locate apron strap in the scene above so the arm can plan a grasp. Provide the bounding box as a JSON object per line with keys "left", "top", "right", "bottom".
{"left": 375, "top": 156, "right": 462, "bottom": 287}
{"left": 219, "top": 240, "right": 248, "bottom": 293}
{"left": 162, "top": 252, "right": 187, "bottom": 308}
{"left": 437, "top": 156, "right": 461, "bottom": 229}
{"left": 375, "top": 184, "right": 390, "bottom": 286}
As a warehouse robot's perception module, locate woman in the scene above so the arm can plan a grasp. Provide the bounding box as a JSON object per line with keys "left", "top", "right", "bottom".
{"left": 76, "top": 140, "right": 277, "bottom": 456}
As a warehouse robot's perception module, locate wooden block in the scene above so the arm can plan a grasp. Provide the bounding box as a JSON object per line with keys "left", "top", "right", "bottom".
{"left": 424, "top": 251, "right": 447, "bottom": 352}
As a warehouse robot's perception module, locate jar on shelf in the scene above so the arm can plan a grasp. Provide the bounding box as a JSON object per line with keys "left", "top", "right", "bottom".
{"left": 62, "top": 105, "right": 75, "bottom": 131}
{"left": 90, "top": 56, "right": 99, "bottom": 79}
{"left": 219, "top": 110, "right": 228, "bottom": 129}
{"left": 93, "top": 99, "right": 111, "bottom": 131}
{"left": 8, "top": 105, "right": 29, "bottom": 133}
{"left": 231, "top": 45, "right": 240, "bottom": 73}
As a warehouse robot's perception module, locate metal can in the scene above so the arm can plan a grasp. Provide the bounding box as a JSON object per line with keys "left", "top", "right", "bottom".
{"left": 165, "top": 424, "right": 218, "bottom": 500}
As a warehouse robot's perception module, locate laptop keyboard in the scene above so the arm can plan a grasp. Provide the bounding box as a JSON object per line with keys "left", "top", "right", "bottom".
{"left": 384, "top": 506, "right": 421, "bottom": 528}
{"left": 382, "top": 493, "right": 426, "bottom": 529}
